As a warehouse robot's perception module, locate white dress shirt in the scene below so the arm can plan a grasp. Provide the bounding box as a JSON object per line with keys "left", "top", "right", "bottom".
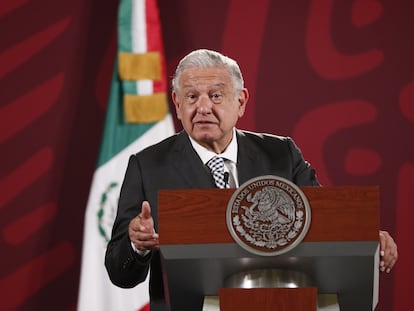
{"left": 188, "top": 128, "right": 239, "bottom": 188}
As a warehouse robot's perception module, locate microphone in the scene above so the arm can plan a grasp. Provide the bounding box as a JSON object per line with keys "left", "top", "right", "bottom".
{"left": 223, "top": 172, "right": 230, "bottom": 188}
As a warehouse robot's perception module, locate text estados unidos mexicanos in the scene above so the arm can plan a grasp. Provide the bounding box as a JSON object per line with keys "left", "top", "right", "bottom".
{"left": 231, "top": 179, "right": 304, "bottom": 213}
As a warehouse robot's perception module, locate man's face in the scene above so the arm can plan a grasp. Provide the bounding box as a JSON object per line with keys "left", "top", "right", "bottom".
{"left": 172, "top": 66, "right": 248, "bottom": 153}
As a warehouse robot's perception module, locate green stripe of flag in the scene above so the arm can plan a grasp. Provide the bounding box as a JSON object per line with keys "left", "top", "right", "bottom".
{"left": 118, "top": 0, "right": 138, "bottom": 96}
{"left": 118, "top": 0, "right": 133, "bottom": 52}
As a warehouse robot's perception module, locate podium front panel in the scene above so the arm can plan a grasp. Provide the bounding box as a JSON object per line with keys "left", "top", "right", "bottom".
{"left": 159, "top": 186, "right": 379, "bottom": 311}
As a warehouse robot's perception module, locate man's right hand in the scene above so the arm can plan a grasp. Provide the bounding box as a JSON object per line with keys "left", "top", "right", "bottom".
{"left": 128, "top": 201, "right": 159, "bottom": 251}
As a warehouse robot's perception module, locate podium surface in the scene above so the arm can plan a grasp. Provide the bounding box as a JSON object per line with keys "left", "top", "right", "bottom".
{"left": 158, "top": 186, "right": 379, "bottom": 311}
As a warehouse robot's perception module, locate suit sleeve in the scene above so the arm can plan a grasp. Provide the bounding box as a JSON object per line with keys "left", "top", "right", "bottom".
{"left": 104, "top": 154, "right": 151, "bottom": 288}
{"left": 286, "top": 137, "right": 320, "bottom": 186}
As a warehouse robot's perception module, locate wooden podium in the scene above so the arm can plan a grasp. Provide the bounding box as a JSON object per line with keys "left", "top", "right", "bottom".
{"left": 158, "top": 186, "right": 380, "bottom": 311}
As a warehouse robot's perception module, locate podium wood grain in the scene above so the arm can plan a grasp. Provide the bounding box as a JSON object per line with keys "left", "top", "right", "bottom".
{"left": 158, "top": 186, "right": 379, "bottom": 245}
{"left": 219, "top": 288, "right": 317, "bottom": 311}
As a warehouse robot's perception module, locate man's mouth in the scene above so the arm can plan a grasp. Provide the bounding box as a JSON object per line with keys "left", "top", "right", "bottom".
{"left": 194, "top": 120, "right": 215, "bottom": 125}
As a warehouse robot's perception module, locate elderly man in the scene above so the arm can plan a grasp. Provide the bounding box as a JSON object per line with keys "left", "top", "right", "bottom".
{"left": 105, "top": 49, "right": 398, "bottom": 311}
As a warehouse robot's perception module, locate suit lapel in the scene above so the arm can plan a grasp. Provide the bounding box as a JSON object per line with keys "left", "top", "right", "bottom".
{"left": 236, "top": 130, "right": 267, "bottom": 185}
{"left": 169, "top": 130, "right": 267, "bottom": 189}
{"left": 170, "top": 132, "right": 215, "bottom": 188}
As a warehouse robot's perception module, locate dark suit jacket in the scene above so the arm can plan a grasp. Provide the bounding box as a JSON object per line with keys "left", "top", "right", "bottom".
{"left": 105, "top": 129, "right": 319, "bottom": 311}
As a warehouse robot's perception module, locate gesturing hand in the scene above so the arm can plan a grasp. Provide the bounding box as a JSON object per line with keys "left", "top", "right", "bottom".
{"left": 379, "top": 230, "right": 398, "bottom": 273}
{"left": 128, "top": 201, "right": 159, "bottom": 251}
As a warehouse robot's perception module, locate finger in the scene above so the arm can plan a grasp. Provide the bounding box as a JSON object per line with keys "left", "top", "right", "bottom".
{"left": 132, "top": 232, "right": 159, "bottom": 250}
{"left": 379, "top": 230, "right": 388, "bottom": 256}
{"left": 141, "top": 201, "right": 152, "bottom": 220}
{"left": 133, "top": 231, "right": 158, "bottom": 242}
{"left": 386, "top": 246, "right": 398, "bottom": 272}
{"left": 129, "top": 222, "right": 158, "bottom": 241}
{"left": 379, "top": 231, "right": 388, "bottom": 270}
{"left": 137, "top": 240, "right": 159, "bottom": 251}
{"left": 135, "top": 231, "right": 159, "bottom": 240}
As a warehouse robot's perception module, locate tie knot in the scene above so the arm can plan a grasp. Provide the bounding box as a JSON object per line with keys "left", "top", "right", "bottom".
{"left": 206, "top": 156, "right": 225, "bottom": 172}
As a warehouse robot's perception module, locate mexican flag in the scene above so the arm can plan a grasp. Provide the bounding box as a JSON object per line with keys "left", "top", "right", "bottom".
{"left": 77, "top": 0, "right": 175, "bottom": 310}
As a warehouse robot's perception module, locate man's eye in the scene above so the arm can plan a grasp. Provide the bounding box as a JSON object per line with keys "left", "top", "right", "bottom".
{"left": 211, "top": 93, "right": 222, "bottom": 101}
{"left": 187, "top": 94, "right": 197, "bottom": 101}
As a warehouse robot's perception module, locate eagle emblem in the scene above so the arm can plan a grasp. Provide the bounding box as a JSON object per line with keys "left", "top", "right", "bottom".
{"left": 226, "top": 176, "right": 311, "bottom": 256}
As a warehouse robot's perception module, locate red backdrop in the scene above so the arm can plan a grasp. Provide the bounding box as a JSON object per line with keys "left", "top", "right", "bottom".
{"left": 1, "top": 0, "right": 413, "bottom": 310}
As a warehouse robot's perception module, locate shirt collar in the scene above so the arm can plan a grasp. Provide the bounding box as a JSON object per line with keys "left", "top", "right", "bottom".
{"left": 189, "top": 128, "right": 238, "bottom": 165}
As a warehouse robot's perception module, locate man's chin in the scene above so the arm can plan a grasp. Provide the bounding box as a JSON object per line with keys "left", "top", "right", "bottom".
{"left": 193, "top": 133, "right": 215, "bottom": 143}
{"left": 189, "top": 130, "right": 216, "bottom": 143}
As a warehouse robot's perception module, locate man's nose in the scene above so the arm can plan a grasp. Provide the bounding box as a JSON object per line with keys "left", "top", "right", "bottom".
{"left": 196, "top": 95, "right": 213, "bottom": 113}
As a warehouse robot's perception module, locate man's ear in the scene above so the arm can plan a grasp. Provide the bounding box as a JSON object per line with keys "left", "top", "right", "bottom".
{"left": 237, "top": 88, "right": 249, "bottom": 118}
{"left": 172, "top": 91, "right": 182, "bottom": 120}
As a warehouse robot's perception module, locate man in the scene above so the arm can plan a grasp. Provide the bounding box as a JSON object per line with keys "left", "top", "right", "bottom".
{"left": 105, "top": 49, "right": 398, "bottom": 310}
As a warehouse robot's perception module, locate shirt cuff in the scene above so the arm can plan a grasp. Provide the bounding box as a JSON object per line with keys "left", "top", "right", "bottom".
{"left": 130, "top": 241, "right": 151, "bottom": 257}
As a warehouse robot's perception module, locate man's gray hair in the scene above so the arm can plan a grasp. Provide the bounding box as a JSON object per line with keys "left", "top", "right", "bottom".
{"left": 172, "top": 49, "right": 245, "bottom": 93}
